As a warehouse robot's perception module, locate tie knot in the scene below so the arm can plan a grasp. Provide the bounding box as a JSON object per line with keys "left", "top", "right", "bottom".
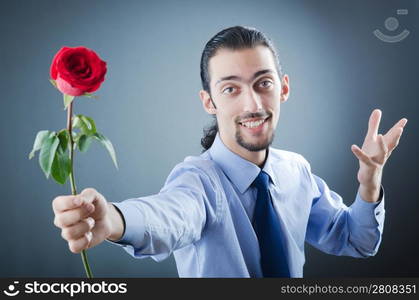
{"left": 252, "top": 171, "right": 270, "bottom": 190}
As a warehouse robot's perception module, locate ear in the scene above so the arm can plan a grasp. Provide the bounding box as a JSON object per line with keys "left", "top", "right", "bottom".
{"left": 280, "top": 74, "right": 290, "bottom": 103}
{"left": 199, "top": 89, "right": 217, "bottom": 115}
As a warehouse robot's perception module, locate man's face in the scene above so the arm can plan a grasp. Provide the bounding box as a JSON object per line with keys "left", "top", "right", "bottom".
{"left": 201, "top": 45, "right": 288, "bottom": 154}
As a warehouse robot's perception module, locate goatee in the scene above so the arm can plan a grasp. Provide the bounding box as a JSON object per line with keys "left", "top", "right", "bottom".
{"left": 235, "top": 130, "right": 275, "bottom": 152}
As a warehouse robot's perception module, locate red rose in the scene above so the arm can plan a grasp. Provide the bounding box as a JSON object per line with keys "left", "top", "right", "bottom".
{"left": 50, "top": 46, "right": 107, "bottom": 96}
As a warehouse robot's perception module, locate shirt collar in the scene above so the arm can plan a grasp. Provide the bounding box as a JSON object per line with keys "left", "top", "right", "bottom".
{"left": 208, "top": 133, "right": 278, "bottom": 194}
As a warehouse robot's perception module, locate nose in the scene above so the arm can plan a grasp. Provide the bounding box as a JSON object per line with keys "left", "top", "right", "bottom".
{"left": 242, "top": 88, "right": 263, "bottom": 113}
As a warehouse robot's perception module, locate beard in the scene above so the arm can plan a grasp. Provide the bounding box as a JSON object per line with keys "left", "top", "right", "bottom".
{"left": 235, "top": 127, "right": 275, "bottom": 152}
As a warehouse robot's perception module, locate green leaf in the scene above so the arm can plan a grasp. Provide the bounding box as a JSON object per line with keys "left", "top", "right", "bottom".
{"left": 51, "top": 149, "right": 71, "bottom": 185}
{"left": 83, "top": 93, "right": 99, "bottom": 99}
{"left": 39, "top": 132, "right": 60, "bottom": 179}
{"left": 72, "top": 116, "right": 81, "bottom": 129}
{"left": 57, "top": 129, "right": 69, "bottom": 152}
{"left": 49, "top": 79, "right": 57, "bottom": 88}
{"left": 63, "top": 94, "right": 74, "bottom": 110}
{"left": 29, "top": 130, "right": 51, "bottom": 159}
{"left": 72, "top": 114, "right": 96, "bottom": 136}
{"left": 93, "top": 132, "right": 118, "bottom": 170}
{"left": 77, "top": 134, "right": 93, "bottom": 152}
{"left": 81, "top": 115, "right": 96, "bottom": 134}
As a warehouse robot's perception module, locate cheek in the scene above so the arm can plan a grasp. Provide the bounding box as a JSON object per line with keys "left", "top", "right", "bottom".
{"left": 273, "top": 107, "right": 281, "bottom": 127}
{"left": 220, "top": 104, "right": 240, "bottom": 122}
{"left": 263, "top": 95, "right": 279, "bottom": 113}
{"left": 266, "top": 97, "right": 280, "bottom": 124}
{"left": 216, "top": 109, "right": 234, "bottom": 129}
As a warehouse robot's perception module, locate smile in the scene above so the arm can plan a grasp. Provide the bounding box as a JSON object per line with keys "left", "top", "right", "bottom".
{"left": 239, "top": 117, "right": 270, "bottom": 128}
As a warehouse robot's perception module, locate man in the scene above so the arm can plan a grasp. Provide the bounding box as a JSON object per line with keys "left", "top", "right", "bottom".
{"left": 52, "top": 26, "right": 407, "bottom": 277}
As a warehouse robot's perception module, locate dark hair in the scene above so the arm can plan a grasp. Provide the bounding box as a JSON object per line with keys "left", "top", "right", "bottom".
{"left": 200, "top": 25, "right": 283, "bottom": 151}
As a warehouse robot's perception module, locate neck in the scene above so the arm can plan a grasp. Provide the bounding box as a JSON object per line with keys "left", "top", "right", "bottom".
{"left": 219, "top": 133, "right": 267, "bottom": 168}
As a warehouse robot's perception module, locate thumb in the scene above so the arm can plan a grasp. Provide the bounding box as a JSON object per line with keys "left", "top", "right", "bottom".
{"left": 351, "top": 144, "right": 373, "bottom": 166}
{"left": 79, "top": 188, "right": 107, "bottom": 219}
{"left": 79, "top": 188, "right": 98, "bottom": 208}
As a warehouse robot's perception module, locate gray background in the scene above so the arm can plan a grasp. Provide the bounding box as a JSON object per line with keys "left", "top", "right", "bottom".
{"left": 0, "top": 0, "right": 418, "bottom": 277}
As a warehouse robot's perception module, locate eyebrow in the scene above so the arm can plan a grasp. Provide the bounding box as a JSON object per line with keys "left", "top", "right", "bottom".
{"left": 215, "top": 69, "right": 274, "bottom": 86}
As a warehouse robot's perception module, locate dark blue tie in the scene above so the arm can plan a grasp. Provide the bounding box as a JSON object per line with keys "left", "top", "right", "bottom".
{"left": 252, "top": 171, "right": 290, "bottom": 277}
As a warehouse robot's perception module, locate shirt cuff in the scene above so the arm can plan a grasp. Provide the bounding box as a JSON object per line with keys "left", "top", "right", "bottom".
{"left": 105, "top": 201, "right": 146, "bottom": 248}
{"left": 349, "top": 185, "right": 385, "bottom": 227}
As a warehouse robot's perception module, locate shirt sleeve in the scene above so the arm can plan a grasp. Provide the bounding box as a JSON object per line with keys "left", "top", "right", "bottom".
{"left": 104, "top": 163, "right": 218, "bottom": 262}
{"left": 304, "top": 172, "right": 385, "bottom": 258}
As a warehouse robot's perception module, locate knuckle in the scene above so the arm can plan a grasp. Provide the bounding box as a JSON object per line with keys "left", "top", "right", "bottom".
{"left": 69, "top": 242, "right": 79, "bottom": 254}
{"left": 68, "top": 235, "right": 90, "bottom": 254}
{"left": 61, "top": 229, "right": 69, "bottom": 241}
{"left": 63, "top": 227, "right": 76, "bottom": 240}
{"left": 82, "top": 187, "right": 96, "bottom": 196}
{"left": 53, "top": 216, "right": 62, "bottom": 228}
{"left": 52, "top": 196, "right": 61, "bottom": 211}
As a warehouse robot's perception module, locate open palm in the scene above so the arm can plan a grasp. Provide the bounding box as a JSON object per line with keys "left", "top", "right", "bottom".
{"left": 351, "top": 109, "right": 407, "bottom": 187}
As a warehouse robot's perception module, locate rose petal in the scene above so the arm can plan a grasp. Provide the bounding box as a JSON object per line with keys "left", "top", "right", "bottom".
{"left": 56, "top": 76, "right": 84, "bottom": 96}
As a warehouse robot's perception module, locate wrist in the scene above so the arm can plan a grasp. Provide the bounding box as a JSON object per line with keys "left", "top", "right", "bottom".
{"left": 359, "top": 184, "right": 381, "bottom": 203}
{"left": 106, "top": 203, "right": 125, "bottom": 241}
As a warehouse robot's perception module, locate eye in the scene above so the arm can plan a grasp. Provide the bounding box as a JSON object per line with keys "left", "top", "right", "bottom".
{"left": 259, "top": 80, "right": 273, "bottom": 88}
{"left": 222, "top": 86, "right": 236, "bottom": 95}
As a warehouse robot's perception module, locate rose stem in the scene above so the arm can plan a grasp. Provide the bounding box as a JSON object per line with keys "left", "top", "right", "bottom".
{"left": 67, "top": 100, "right": 94, "bottom": 279}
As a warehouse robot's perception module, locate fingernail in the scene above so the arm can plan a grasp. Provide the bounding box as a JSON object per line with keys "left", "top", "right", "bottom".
{"left": 86, "top": 231, "right": 92, "bottom": 241}
{"left": 86, "top": 217, "right": 95, "bottom": 227}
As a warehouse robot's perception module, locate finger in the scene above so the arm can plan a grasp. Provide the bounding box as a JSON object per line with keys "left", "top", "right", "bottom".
{"left": 68, "top": 231, "right": 93, "bottom": 254}
{"left": 79, "top": 188, "right": 99, "bottom": 205}
{"left": 385, "top": 126, "right": 404, "bottom": 152}
{"left": 388, "top": 127, "right": 404, "bottom": 153}
{"left": 79, "top": 187, "right": 107, "bottom": 219}
{"left": 366, "top": 109, "right": 382, "bottom": 139}
{"left": 351, "top": 144, "right": 373, "bottom": 166}
{"left": 400, "top": 118, "right": 408, "bottom": 128}
{"left": 52, "top": 195, "right": 83, "bottom": 214}
{"left": 383, "top": 118, "right": 407, "bottom": 149}
{"left": 383, "top": 118, "right": 407, "bottom": 138}
{"left": 54, "top": 202, "right": 95, "bottom": 228}
{"left": 53, "top": 187, "right": 100, "bottom": 214}
{"left": 61, "top": 217, "right": 95, "bottom": 241}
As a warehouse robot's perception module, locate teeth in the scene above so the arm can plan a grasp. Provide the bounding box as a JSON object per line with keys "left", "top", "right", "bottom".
{"left": 242, "top": 119, "right": 265, "bottom": 128}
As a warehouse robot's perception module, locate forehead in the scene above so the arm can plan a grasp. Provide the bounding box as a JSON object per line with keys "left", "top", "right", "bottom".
{"left": 208, "top": 45, "right": 278, "bottom": 84}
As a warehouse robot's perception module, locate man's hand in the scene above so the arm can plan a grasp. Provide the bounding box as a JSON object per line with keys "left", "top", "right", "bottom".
{"left": 52, "top": 188, "right": 124, "bottom": 253}
{"left": 351, "top": 109, "right": 407, "bottom": 202}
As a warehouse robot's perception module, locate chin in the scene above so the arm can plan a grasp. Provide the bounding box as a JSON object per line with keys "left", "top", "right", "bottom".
{"left": 235, "top": 131, "right": 275, "bottom": 152}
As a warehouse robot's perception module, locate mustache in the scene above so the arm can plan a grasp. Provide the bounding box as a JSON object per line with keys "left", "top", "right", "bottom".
{"left": 236, "top": 111, "right": 271, "bottom": 123}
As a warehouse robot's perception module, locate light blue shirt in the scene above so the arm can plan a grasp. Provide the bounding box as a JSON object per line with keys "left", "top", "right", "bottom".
{"left": 107, "top": 133, "right": 385, "bottom": 277}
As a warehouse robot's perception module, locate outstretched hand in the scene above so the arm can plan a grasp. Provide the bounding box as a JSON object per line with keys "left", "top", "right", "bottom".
{"left": 351, "top": 109, "right": 407, "bottom": 202}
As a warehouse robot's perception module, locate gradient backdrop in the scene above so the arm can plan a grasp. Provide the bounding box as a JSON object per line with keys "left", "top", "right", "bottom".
{"left": 0, "top": 0, "right": 418, "bottom": 277}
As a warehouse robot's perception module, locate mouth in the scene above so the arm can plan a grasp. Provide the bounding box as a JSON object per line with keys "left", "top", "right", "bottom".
{"left": 238, "top": 116, "right": 270, "bottom": 132}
